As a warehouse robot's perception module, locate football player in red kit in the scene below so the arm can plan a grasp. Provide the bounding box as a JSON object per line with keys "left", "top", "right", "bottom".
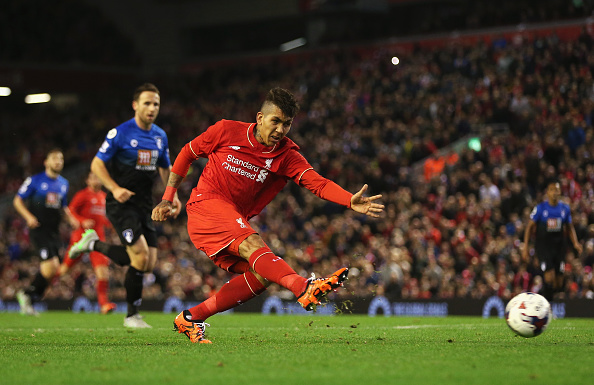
{"left": 59, "top": 171, "right": 116, "bottom": 314}
{"left": 152, "top": 87, "right": 384, "bottom": 343}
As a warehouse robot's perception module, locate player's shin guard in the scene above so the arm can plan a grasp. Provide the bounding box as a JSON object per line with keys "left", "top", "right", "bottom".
{"left": 188, "top": 271, "right": 266, "bottom": 321}
{"left": 248, "top": 246, "right": 307, "bottom": 297}
{"left": 94, "top": 242, "right": 131, "bottom": 266}
{"left": 125, "top": 266, "right": 144, "bottom": 317}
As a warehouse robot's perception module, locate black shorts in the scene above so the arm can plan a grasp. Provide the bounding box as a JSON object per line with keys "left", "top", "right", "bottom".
{"left": 106, "top": 201, "right": 157, "bottom": 248}
{"left": 536, "top": 247, "right": 566, "bottom": 273}
{"left": 30, "top": 230, "right": 62, "bottom": 261}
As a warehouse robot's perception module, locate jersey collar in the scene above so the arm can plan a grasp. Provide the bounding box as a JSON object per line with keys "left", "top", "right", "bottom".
{"left": 247, "top": 123, "right": 277, "bottom": 154}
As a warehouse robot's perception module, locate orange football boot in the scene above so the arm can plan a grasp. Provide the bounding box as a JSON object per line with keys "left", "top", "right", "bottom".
{"left": 100, "top": 302, "right": 117, "bottom": 315}
{"left": 173, "top": 312, "right": 212, "bottom": 344}
{"left": 297, "top": 267, "right": 349, "bottom": 311}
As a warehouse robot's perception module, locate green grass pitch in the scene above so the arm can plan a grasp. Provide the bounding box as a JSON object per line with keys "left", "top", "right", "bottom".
{"left": 1, "top": 312, "right": 592, "bottom": 385}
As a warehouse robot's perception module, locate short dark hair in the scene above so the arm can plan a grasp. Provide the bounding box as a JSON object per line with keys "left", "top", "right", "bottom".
{"left": 546, "top": 179, "right": 561, "bottom": 188}
{"left": 47, "top": 147, "right": 63, "bottom": 157}
{"left": 133, "top": 83, "right": 160, "bottom": 101}
{"left": 262, "top": 87, "right": 299, "bottom": 118}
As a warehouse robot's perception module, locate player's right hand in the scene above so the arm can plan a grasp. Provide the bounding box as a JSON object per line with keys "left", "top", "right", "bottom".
{"left": 112, "top": 186, "right": 135, "bottom": 203}
{"left": 26, "top": 216, "right": 40, "bottom": 228}
{"left": 152, "top": 200, "right": 174, "bottom": 221}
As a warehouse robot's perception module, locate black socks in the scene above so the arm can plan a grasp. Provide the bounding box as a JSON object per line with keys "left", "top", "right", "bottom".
{"left": 94, "top": 241, "right": 131, "bottom": 266}
{"left": 27, "top": 272, "right": 49, "bottom": 302}
{"left": 125, "top": 266, "right": 144, "bottom": 317}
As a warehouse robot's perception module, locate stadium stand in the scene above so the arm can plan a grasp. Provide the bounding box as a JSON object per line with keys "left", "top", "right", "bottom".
{"left": 1, "top": 0, "right": 594, "bottom": 305}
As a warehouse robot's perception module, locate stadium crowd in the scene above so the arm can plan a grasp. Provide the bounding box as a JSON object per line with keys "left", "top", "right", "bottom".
{"left": 2, "top": 26, "right": 594, "bottom": 306}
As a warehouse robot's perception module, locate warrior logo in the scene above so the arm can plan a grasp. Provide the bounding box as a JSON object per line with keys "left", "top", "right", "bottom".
{"left": 236, "top": 218, "right": 247, "bottom": 229}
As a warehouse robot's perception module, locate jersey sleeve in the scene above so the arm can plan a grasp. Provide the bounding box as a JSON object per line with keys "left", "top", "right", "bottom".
{"left": 17, "top": 176, "right": 35, "bottom": 199}
{"left": 564, "top": 203, "right": 572, "bottom": 224}
{"left": 95, "top": 127, "right": 120, "bottom": 162}
{"left": 62, "top": 180, "right": 69, "bottom": 207}
{"left": 171, "top": 121, "right": 223, "bottom": 177}
{"left": 157, "top": 131, "right": 172, "bottom": 169}
{"left": 68, "top": 190, "right": 87, "bottom": 222}
{"left": 282, "top": 151, "right": 352, "bottom": 207}
{"left": 529, "top": 204, "right": 541, "bottom": 222}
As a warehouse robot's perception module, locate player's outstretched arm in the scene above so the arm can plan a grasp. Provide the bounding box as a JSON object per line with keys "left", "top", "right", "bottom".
{"left": 350, "top": 184, "right": 384, "bottom": 218}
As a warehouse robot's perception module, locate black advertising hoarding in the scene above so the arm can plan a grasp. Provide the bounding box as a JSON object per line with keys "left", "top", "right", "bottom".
{"left": 3, "top": 295, "right": 593, "bottom": 318}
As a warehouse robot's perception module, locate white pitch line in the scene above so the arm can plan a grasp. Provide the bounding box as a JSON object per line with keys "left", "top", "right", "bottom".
{"left": 1, "top": 328, "right": 172, "bottom": 332}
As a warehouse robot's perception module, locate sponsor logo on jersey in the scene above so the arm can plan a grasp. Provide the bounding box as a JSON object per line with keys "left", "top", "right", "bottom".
{"left": 45, "top": 192, "right": 61, "bottom": 209}
{"left": 123, "top": 229, "right": 134, "bottom": 244}
{"left": 256, "top": 169, "right": 269, "bottom": 183}
{"left": 136, "top": 149, "right": 159, "bottom": 171}
{"left": 229, "top": 146, "right": 240, "bottom": 150}
{"left": 130, "top": 139, "right": 138, "bottom": 147}
{"left": 546, "top": 217, "right": 562, "bottom": 232}
{"left": 155, "top": 136, "right": 163, "bottom": 150}
{"left": 41, "top": 182, "right": 48, "bottom": 190}
{"left": 222, "top": 154, "right": 270, "bottom": 183}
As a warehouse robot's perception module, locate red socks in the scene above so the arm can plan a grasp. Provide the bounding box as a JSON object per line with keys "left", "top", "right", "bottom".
{"left": 248, "top": 246, "right": 307, "bottom": 297}
{"left": 189, "top": 271, "right": 266, "bottom": 321}
{"left": 96, "top": 279, "right": 109, "bottom": 306}
{"left": 187, "top": 247, "right": 308, "bottom": 321}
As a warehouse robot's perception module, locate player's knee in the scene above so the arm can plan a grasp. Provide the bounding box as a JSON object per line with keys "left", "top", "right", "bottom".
{"left": 128, "top": 249, "right": 150, "bottom": 271}
{"left": 40, "top": 257, "right": 60, "bottom": 279}
{"left": 250, "top": 269, "right": 271, "bottom": 287}
{"left": 95, "top": 265, "right": 109, "bottom": 280}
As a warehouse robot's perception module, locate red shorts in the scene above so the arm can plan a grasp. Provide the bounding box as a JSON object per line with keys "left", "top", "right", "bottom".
{"left": 187, "top": 198, "right": 255, "bottom": 274}
{"left": 64, "top": 228, "right": 110, "bottom": 269}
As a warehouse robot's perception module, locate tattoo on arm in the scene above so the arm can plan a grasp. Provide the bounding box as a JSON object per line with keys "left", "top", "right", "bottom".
{"left": 168, "top": 172, "right": 184, "bottom": 188}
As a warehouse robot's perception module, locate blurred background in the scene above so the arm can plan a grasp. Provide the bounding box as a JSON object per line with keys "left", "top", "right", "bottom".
{"left": 2, "top": 0, "right": 594, "bottom": 313}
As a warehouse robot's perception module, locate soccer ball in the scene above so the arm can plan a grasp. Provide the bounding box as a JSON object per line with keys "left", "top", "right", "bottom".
{"left": 505, "top": 292, "right": 552, "bottom": 338}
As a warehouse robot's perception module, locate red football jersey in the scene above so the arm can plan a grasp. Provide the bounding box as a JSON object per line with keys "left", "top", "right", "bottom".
{"left": 69, "top": 187, "right": 109, "bottom": 233}
{"left": 176, "top": 120, "right": 352, "bottom": 219}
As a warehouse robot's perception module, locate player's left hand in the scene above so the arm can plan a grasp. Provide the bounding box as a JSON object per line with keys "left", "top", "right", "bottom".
{"left": 350, "top": 184, "right": 384, "bottom": 218}
{"left": 171, "top": 195, "right": 182, "bottom": 219}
